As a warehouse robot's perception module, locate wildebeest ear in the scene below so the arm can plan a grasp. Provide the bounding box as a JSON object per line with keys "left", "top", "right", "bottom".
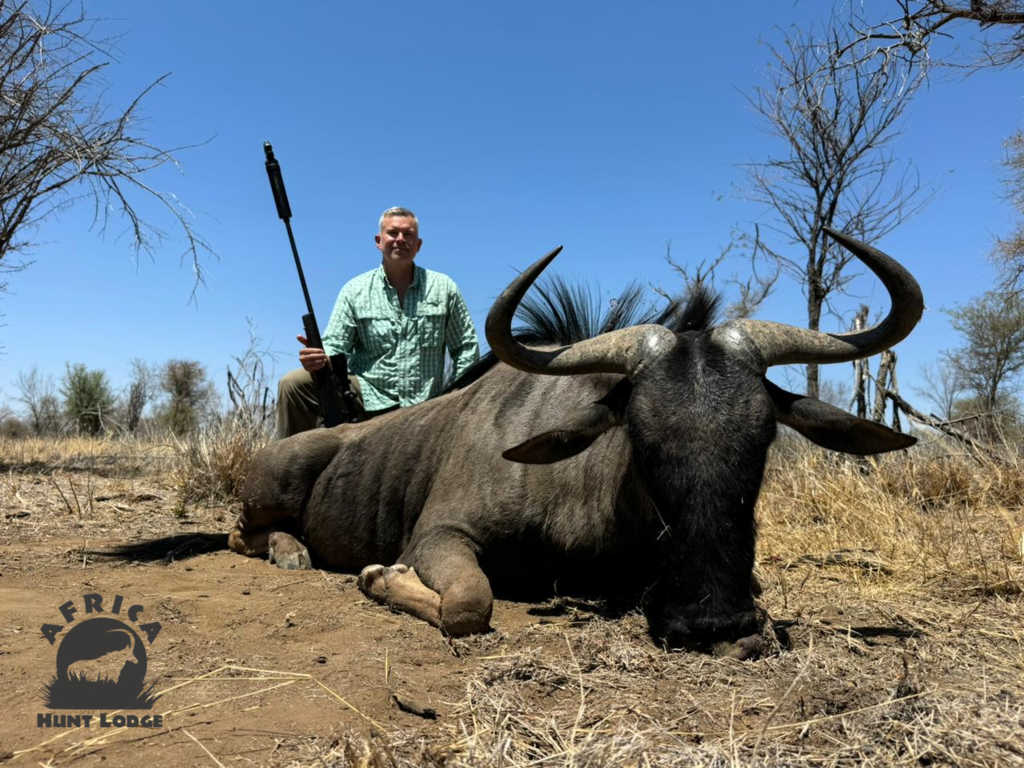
{"left": 503, "top": 379, "right": 631, "bottom": 464}
{"left": 502, "top": 404, "right": 618, "bottom": 463}
{"left": 764, "top": 379, "right": 916, "bottom": 455}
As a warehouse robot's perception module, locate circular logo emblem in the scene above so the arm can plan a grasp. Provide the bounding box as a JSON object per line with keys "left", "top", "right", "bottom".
{"left": 44, "top": 617, "right": 155, "bottom": 709}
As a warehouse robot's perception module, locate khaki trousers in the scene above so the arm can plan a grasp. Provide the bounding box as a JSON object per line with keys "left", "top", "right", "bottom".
{"left": 275, "top": 368, "right": 365, "bottom": 439}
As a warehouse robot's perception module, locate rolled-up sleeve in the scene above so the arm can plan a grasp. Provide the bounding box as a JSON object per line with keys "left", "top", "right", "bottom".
{"left": 445, "top": 286, "right": 479, "bottom": 380}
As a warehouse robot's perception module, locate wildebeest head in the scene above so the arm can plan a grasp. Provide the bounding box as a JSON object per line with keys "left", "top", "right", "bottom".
{"left": 486, "top": 228, "right": 923, "bottom": 653}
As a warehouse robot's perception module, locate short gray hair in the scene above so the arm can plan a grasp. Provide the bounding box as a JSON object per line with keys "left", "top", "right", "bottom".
{"left": 378, "top": 206, "right": 419, "bottom": 231}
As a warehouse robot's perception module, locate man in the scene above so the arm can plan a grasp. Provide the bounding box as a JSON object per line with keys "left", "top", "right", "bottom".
{"left": 276, "top": 206, "right": 479, "bottom": 438}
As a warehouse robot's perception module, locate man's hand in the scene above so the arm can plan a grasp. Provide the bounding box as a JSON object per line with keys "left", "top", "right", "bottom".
{"left": 297, "top": 335, "right": 328, "bottom": 372}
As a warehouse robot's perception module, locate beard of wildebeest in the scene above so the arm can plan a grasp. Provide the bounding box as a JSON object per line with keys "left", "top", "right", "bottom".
{"left": 627, "top": 332, "right": 774, "bottom": 650}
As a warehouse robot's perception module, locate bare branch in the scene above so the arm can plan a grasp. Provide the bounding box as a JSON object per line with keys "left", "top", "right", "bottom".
{"left": 914, "top": 359, "right": 968, "bottom": 419}
{"left": 656, "top": 229, "right": 778, "bottom": 319}
{"left": 885, "top": 388, "right": 995, "bottom": 455}
{"left": 727, "top": 225, "right": 780, "bottom": 319}
{"left": 0, "top": 0, "right": 212, "bottom": 293}
{"left": 659, "top": 239, "right": 728, "bottom": 296}
{"left": 838, "top": 1, "right": 1024, "bottom": 72}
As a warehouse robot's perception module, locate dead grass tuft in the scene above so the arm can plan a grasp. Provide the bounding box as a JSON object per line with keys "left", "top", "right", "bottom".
{"left": 169, "top": 413, "right": 272, "bottom": 504}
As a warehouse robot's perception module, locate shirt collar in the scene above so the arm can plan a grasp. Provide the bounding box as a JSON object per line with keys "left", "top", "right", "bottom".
{"left": 376, "top": 263, "right": 422, "bottom": 291}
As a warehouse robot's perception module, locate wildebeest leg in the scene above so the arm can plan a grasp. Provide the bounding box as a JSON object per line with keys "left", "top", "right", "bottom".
{"left": 228, "top": 518, "right": 312, "bottom": 569}
{"left": 358, "top": 564, "right": 442, "bottom": 628}
{"left": 405, "top": 530, "right": 493, "bottom": 637}
{"left": 711, "top": 606, "right": 777, "bottom": 660}
{"left": 359, "top": 531, "right": 493, "bottom": 637}
{"left": 228, "top": 428, "right": 343, "bottom": 559}
{"left": 228, "top": 521, "right": 271, "bottom": 557}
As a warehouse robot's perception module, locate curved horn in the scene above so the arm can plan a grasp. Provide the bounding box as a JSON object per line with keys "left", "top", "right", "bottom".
{"left": 720, "top": 228, "right": 923, "bottom": 368}
{"left": 113, "top": 628, "right": 137, "bottom": 654}
{"left": 486, "top": 247, "right": 675, "bottom": 377}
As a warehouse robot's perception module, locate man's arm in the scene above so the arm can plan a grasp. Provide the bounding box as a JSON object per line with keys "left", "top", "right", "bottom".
{"left": 445, "top": 285, "right": 480, "bottom": 380}
{"left": 323, "top": 285, "right": 358, "bottom": 358}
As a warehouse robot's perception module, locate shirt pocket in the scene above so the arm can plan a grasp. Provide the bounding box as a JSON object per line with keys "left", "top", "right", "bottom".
{"left": 355, "top": 315, "right": 395, "bottom": 357}
{"left": 415, "top": 310, "right": 445, "bottom": 350}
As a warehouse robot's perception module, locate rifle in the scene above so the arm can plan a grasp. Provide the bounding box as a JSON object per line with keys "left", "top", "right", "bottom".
{"left": 263, "top": 141, "right": 357, "bottom": 427}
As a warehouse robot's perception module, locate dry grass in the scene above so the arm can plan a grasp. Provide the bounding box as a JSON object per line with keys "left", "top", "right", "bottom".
{"left": 285, "top": 607, "right": 1024, "bottom": 766}
{"left": 0, "top": 435, "right": 177, "bottom": 532}
{"left": 168, "top": 414, "right": 271, "bottom": 504}
{"left": 0, "top": 434, "right": 219, "bottom": 553}
{"left": 0, "top": 414, "right": 270, "bottom": 508}
{"left": 759, "top": 436, "right": 1024, "bottom": 602}
{"left": 0, "top": 434, "right": 174, "bottom": 477}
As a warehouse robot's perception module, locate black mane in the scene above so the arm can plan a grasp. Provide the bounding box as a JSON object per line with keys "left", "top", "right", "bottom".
{"left": 445, "top": 276, "right": 720, "bottom": 392}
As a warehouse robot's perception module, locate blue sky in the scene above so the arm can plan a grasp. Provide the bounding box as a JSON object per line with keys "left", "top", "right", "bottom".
{"left": 2, "top": 1, "right": 1021, "bottom": 414}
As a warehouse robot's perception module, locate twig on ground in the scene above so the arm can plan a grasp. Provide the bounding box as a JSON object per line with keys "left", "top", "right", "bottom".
{"left": 183, "top": 729, "right": 227, "bottom": 768}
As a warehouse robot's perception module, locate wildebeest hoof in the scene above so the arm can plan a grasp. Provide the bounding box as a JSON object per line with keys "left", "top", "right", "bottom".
{"left": 710, "top": 609, "right": 781, "bottom": 660}
{"left": 358, "top": 563, "right": 412, "bottom": 599}
{"left": 268, "top": 532, "right": 312, "bottom": 570}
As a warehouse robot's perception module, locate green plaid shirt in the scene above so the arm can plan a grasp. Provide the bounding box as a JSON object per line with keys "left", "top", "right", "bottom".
{"left": 323, "top": 264, "right": 479, "bottom": 411}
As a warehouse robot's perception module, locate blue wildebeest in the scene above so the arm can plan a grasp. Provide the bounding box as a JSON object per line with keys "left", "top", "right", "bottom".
{"left": 64, "top": 628, "right": 138, "bottom": 683}
{"left": 230, "top": 229, "right": 922, "bottom": 657}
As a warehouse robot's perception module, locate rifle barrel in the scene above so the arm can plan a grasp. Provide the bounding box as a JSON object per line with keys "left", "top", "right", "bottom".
{"left": 265, "top": 141, "right": 318, "bottom": 324}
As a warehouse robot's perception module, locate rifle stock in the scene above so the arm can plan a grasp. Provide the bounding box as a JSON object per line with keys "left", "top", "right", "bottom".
{"left": 302, "top": 314, "right": 347, "bottom": 427}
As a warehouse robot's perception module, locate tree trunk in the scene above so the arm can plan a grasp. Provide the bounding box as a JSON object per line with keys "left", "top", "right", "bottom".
{"left": 872, "top": 350, "right": 896, "bottom": 423}
{"left": 852, "top": 306, "right": 870, "bottom": 418}
{"left": 806, "top": 285, "right": 823, "bottom": 399}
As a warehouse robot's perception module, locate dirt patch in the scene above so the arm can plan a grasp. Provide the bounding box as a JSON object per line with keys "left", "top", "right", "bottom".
{"left": 1, "top": 447, "right": 1023, "bottom": 766}
{"left": 1, "top": 544, "right": 534, "bottom": 766}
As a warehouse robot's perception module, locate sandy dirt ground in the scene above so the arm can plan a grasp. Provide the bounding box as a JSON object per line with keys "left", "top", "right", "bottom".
{"left": 0, "top": 467, "right": 508, "bottom": 766}
{"left": 2, "top": 453, "right": 1023, "bottom": 767}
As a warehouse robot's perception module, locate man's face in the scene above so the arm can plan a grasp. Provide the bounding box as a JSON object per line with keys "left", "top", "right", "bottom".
{"left": 375, "top": 215, "right": 422, "bottom": 265}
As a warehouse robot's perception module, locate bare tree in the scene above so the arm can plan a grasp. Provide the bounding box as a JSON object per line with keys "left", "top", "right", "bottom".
{"left": 944, "top": 290, "right": 1024, "bottom": 424}
{"left": 850, "top": 305, "right": 871, "bottom": 417}
{"left": 658, "top": 240, "right": 726, "bottom": 300}
{"left": 818, "top": 377, "right": 852, "bottom": 408}
{"left": 993, "top": 130, "right": 1024, "bottom": 289}
{"left": 744, "top": 19, "right": 928, "bottom": 398}
{"left": 726, "top": 233, "right": 781, "bottom": 320}
{"left": 225, "top": 320, "right": 276, "bottom": 433}
{"left": 15, "top": 366, "right": 61, "bottom": 434}
{"left": 0, "top": 1, "right": 210, "bottom": 289}
{"left": 844, "top": 306, "right": 903, "bottom": 425}
{"left": 0, "top": 404, "right": 28, "bottom": 437}
{"left": 871, "top": 349, "right": 901, "bottom": 427}
{"left": 915, "top": 359, "right": 967, "bottom": 420}
{"left": 839, "top": 1, "right": 1024, "bottom": 71}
